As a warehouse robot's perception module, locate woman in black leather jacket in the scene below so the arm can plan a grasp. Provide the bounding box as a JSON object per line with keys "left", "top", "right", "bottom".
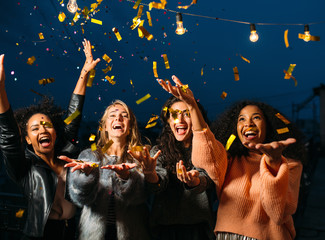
{"left": 0, "top": 39, "right": 100, "bottom": 240}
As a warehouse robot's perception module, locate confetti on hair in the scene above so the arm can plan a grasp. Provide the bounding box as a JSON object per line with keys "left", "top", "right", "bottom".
{"left": 225, "top": 134, "right": 236, "bottom": 151}
{"left": 220, "top": 91, "right": 227, "bottom": 100}
{"left": 91, "top": 18, "right": 102, "bottom": 25}
{"left": 153, "top": 61, "right": 158, "bottom": 77}
{"left": 87, "top": 69, "right": 96, "bottom": 87}
{"left": 102, "top": 54, "right": 112, "bottom": 63}
{"left": 16, "top": 209, "right": 24, "bottom": 218}
{"left": 146, "top": 11, "right": 152, "bottom": 26}
{"left": 133, "top": 0, "right": 142, "bottom": 9}
{"left": 27, "top": 56, "right": 36, "bottom": 65}
{"left": 240, "top": 54, "right": 250, "bottom": 63}
{"left": 89, "top": 134, "right": 96, "bottom": 141}
{"left": 162, "top": 54, "right": 170, "bottom": 69}
{"left": 275, "top": 113, "right": 291, "bottom": 124}
{"left": 40, "top": 121, "right": 53, "bottom": 128}
{"left": 38, "top": 78, "right": 55, "bottom": 85}
{"left": 102, "top": 140, "right": 114, "bottom": 152}
{"left": 136, "top": 93, "right": 151, "bottom": 104}
{"left": 58, "top": 12, "right": 66, "bottom": 22}
{"left": 276, "top": 127, "right": 289, "bottom": 134}
{"left": 284, "top": 29, "right": 289, "bottom": 48}
{"left": 112, "top": 27, "right": 122, "bottom": 41}
{"left": 64, "top": 109, "right": 81, "bottom": 125}
{"left": 38, "top": 33, "right": 44, "bottom": 40}
{"left": 233, "top": 67, "right": 239, "bottom": 81}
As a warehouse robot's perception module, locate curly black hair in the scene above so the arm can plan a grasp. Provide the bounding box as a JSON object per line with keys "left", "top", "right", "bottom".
{"left": 13, "top": 97, "right": 66, "bottom": 145}
{"left": 156, "top": 96, "right": 210, "bottom": 173}
{"left": 210, "top": 100, "right": 307, "bottom": 164}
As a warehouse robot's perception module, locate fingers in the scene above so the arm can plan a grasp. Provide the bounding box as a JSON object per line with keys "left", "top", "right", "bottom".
{"left": 171, "top": 75, "right": 184, "bottom": 86}
{"left": 0, "top": 54, "right": 4, "bottom": 65}
{"left": 152, "top": 150, "right": 161, "bottom": 160}
{"left": 58, "top": 155, "right": 75, "bottom": 163}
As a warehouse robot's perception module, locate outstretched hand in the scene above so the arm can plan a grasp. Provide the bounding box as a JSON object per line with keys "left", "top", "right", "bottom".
{"left": 176, "top": 160, "right": 200, "bottom": 187}
{"left": 156, "top": 75, "right": 196, "bottom": 107}
{"left": 243, "top": 138, "right": 296, "bottom": 171}
{"left": 82, "top": 39, "right": 100, "bottom": 73}
{"left": 101, "top": 163, "right": 137, "bottom": 180}
{"left": 127, "top": 147, "right": 161, "bottom": 175}
{"left": 59, "top": 155, "right": 97, "bottom": 175}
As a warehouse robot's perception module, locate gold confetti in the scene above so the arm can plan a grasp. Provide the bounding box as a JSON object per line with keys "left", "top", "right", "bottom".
{"left": 102, "top": 140, "right": 114, "bottom": 152}
{"left": 40, "top": 121, "right": 53, "bottom": 128}
{"left": 27, "top": 56, "right": 36, "bottom": 65}
{"left": 276, "top": 127, "right": 289, "bottom": 134}
{"left": 102, "top": 65, "right": 112, "bottom": 74}
{"left": 153, "top": 61, "right": 158, "bottom": 78}
{"left": 64, "top": 109, "right": 81, "bottom": 125}
{"left": 177, "top": 168, "right": 182, "bottom": 174}
{"left": 58, "top": 12, "right": 66, "bottom": 22}
{"left": 180, "top": 84, "right": 188, "bottom": 93}
{"left": 112, "top": 27, "right": 122, "bottom": 41}
{"left": 102, "top": 54, "right": 112, "bottom": 63}
{"left": 298, "top": 33, "right": 320, "bottom": 42}
{"left": 240, "top": 54, "right": 250, "bottom": 63}
{"left": 87, "top": 69, "right": 96, "bottom": 87}
{"left": 225, "top": 134, "right": 236, "bottom": 151}
{"left": 73, "top": 12, "right": 80, "bottom": 22}
{"left": 105, "top": 75, "right": 116, "bottom": 85}
{"left": 91, "top": 18, "right": 102, "bottom": 25}
{"left": 220, "top": 91, "right": 227, "bottom": 100}
{"left": 284, "top": 29, "right": 289, "bottom": 48}
{"left": 91, "top": 143, "right": 97, "bottom": 151}
{"left": 89, "top": 134, "right": 96, "bottom": 141}
{"left": 275, "top": 113, "right": 291, "bottom": 124}
{"left": 137, "top": 5, "right": 143, "bottom": 19}
{"left": 149, "top": 0, "right": 167, "bottom": 10}
{"left": 145, "top": 121, "right": 157, "bottom": 129}
{"left": 201, "top": 67, "right": 204, "bottom": 76}
{"left": 38, "top": 78, "right": 55, "bottom": 85}
{"left": 136, "top": 93, "right": 151, "bottom": 104}
{"left": 146, "top": 11, "right": 152, "bottom": 27}
{"left": 162, "top": 54, "right": 170, "bottom": 69}
{"left": 131, "top": 146, "right": 144, "bottom": 151}
{"left": 16, "top": 209, "right": 25, "bottom": 218}
{"left": 147, "top": 115, "right": 159, "bottom": 124}
{"left": 233, "top": 67, "right": 239, "bottom": 81}
{"left": 138, "top": 26, "right": 153, "bottom": 40}
{"left": 133, "top": 0, "right": 142, "bottom": 9}
{"left": 284, "top": 64, "right": 296, "bottom": 78}
{"left": 90, "top": 163, "right": 99, "bottom": 168}
{"left": 130, "top": 18, "right": 142, "bottom": 30}
{"left": 38, "top": 33, "right": 44, "bottom": 40}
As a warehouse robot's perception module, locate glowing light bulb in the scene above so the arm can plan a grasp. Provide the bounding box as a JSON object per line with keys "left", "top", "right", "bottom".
{"left": 303, "top": 25, "right": 311, "bottom": 42}
{"left": 175, "top": 13, "right": 186, "bottom": 35}
{"left": 67, "top": 0, "right": 78, "bottom": 14}
{"left": 249, "top": 24, "right": 259, "bottom": 42}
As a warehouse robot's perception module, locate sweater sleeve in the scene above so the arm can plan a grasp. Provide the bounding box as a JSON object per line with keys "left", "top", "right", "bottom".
{"left": 259, "top": 155, "right": 303, "bottom": 224}
{"left": 191, "top": 127, "right": 228, "bottom": 195}
{"left": 67, "top": 149, "right": 100, "bottom": 207}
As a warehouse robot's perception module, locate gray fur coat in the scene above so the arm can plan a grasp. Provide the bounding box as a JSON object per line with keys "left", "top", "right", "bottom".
{"left": 68, "top": 149, "right": 151, "bottom": 240}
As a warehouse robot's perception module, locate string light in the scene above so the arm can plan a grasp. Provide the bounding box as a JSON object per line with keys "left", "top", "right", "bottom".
{"left": 67, "top": 0, "right": 78, "bottom": 14}
{"left": 175, "top": 12, "right": 186, "bottom": 35}
{"left": 249, "top": 24, "right": 259, "bottom": 42}
{"left": 302, "top": 25, "right": 311, "bottom": 42}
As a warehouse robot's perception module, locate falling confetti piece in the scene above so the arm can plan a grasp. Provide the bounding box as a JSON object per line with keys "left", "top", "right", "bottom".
{"left": 64, "top": 109, "right": 80, "bottom": 125}
{"left": 240, "top": 54, "right": 250, "bottom": 63}
{"left": 133, "top": 0, "right": 142, "bottom": 9}
{"left": 149, "top": 0, "right": 167, "bottom": 10}
{"left": 91, "top": 143, "right": 97, "bottom": 151}
{"left": 136, "top": 93, "right": 151, "bottom": 104}
{"left": 102, "top": 54, "right": 112, "bottom": 63}
{"left": 89, "top": 134, "right": 96, "bottom": 141}
{"left": 73, "top": 12, "right": 80, "bottom": 22}
{"left": 201, "top": 67, "right": 204, "bottom": 76}
{"left": 137, "top": 5, "right": 144, "bottom": 19}
{"left": 130, "top": 18, "right": 142, "bottom": 30}
{"left": 27, "top": 56, "right": 36, "bottom": 65}
{"left": 177, "top": 0, "right": 197, "bottom": 9}
{"left": 147, "top": 11, "right": 152, "bottom": 26}
{"left": 102, "top": 140, "right": 114, "bottom": 152}
{"left": 138, "top": 26, "right": 153, "bottom": 40}
{"left": 58, "top": 12, "right": 66, "bottom": 22}
{"left": 284, "top": 29, "right": 289, "bottom": 48}
{"left": 153, "top": 61, "right": 158, "bottom": 78}
{"left": 233, "top": 67, "right": 239, "bottom": 81}
{"left": 225, "top": 134, "right": 236, "bottom": 151}
{"left": 276, "top": 127, "right": 289, "bottom": 134}
{"left": 298, "top": 33, "right": 320, "bottom": 42}
{"left": 112, "top": 27, "right": 122, "bottom": 41}
{"left": 16, "top": 209, "right": 25, "bottom": 218}
{"left": 91, "top": 18, "right": 102, "bottom": 25}
{"left": 145, "top": 122, "right": 157, "bottom": 128}
{"left": 284, "top": 64, "right": 296, "bottom": 78}
{"left": 275, "top": 113, "right": 291, "bottom": 124}
{"left": 220, "top": 91, "right": 227, "bottom": 100}
{"left": 102, "top": 65, "right": 112, "bottom": 74}
{"left": 38, "top": 33, "right": 44, "bottom": 40}
{"left": 87, "top": 69, "right": 96, "bottom": 87}
{"left": 38, "top": 78, "right": 55, "bottom": 85}
{"left": 105, "top": 75, "right": 116, "bottom": 85}
{"left": 162, "top": 54, "right": 170, "bottom": 69}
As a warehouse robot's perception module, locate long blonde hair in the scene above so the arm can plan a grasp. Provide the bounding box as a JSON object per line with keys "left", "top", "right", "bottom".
{"left": 96, "top": 100, "right": 142, "bottom": 163}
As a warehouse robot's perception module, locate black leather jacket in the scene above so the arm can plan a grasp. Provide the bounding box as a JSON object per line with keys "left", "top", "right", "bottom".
{"left": 0, "top": 93, "right": 84, "bottom": 237}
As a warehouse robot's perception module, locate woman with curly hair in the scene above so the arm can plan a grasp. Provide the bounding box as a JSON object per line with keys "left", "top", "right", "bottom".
{"left": 192, "top": 99, "right": 306, "bottom": 240}
{"left": 59, "top": 100, "right": 153, "bottom": 240}
{"left": 131, "top": 75, "right": 216, "bottom": 240}
{"left": 0, "top": 39, "right": 100, "bottom": 240}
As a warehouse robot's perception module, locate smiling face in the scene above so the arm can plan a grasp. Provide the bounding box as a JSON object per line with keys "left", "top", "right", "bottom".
{"left": 237, "top": 105, "right": 267, "bottom": 147}
{"left": 104, "top": 104, "right": 130, "bottom": 141}
{"left": 167, "top": 101, "right": 192, "bottom": 147}
{"left": 25, "top": 113, "right": 56, "bottom": 157}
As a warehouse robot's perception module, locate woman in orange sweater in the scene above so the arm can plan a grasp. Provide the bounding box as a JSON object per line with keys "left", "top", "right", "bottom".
{"left": 192, "top": 100, "right": 306, "bottom": 240}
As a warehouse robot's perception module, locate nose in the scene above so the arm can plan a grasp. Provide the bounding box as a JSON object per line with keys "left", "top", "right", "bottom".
{"left": 245, "top": 119, "right": 254, "bottom": 127}
{"left": 40, "top": 125, "right": 48, "bottom": 132}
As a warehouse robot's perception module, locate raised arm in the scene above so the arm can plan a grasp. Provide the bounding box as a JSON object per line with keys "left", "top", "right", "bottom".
{"left": 0, "top": 54, "right": 9, "bottom": 114}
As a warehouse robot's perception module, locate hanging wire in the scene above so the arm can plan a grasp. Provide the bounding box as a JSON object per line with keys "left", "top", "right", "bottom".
{"left": 125, "top": 0, "right": 325, "bottom": 26}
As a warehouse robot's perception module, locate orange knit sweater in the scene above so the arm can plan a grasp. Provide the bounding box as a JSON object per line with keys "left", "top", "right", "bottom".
{"left": 192, "top": 127, "right": 303, "bottom": 240}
